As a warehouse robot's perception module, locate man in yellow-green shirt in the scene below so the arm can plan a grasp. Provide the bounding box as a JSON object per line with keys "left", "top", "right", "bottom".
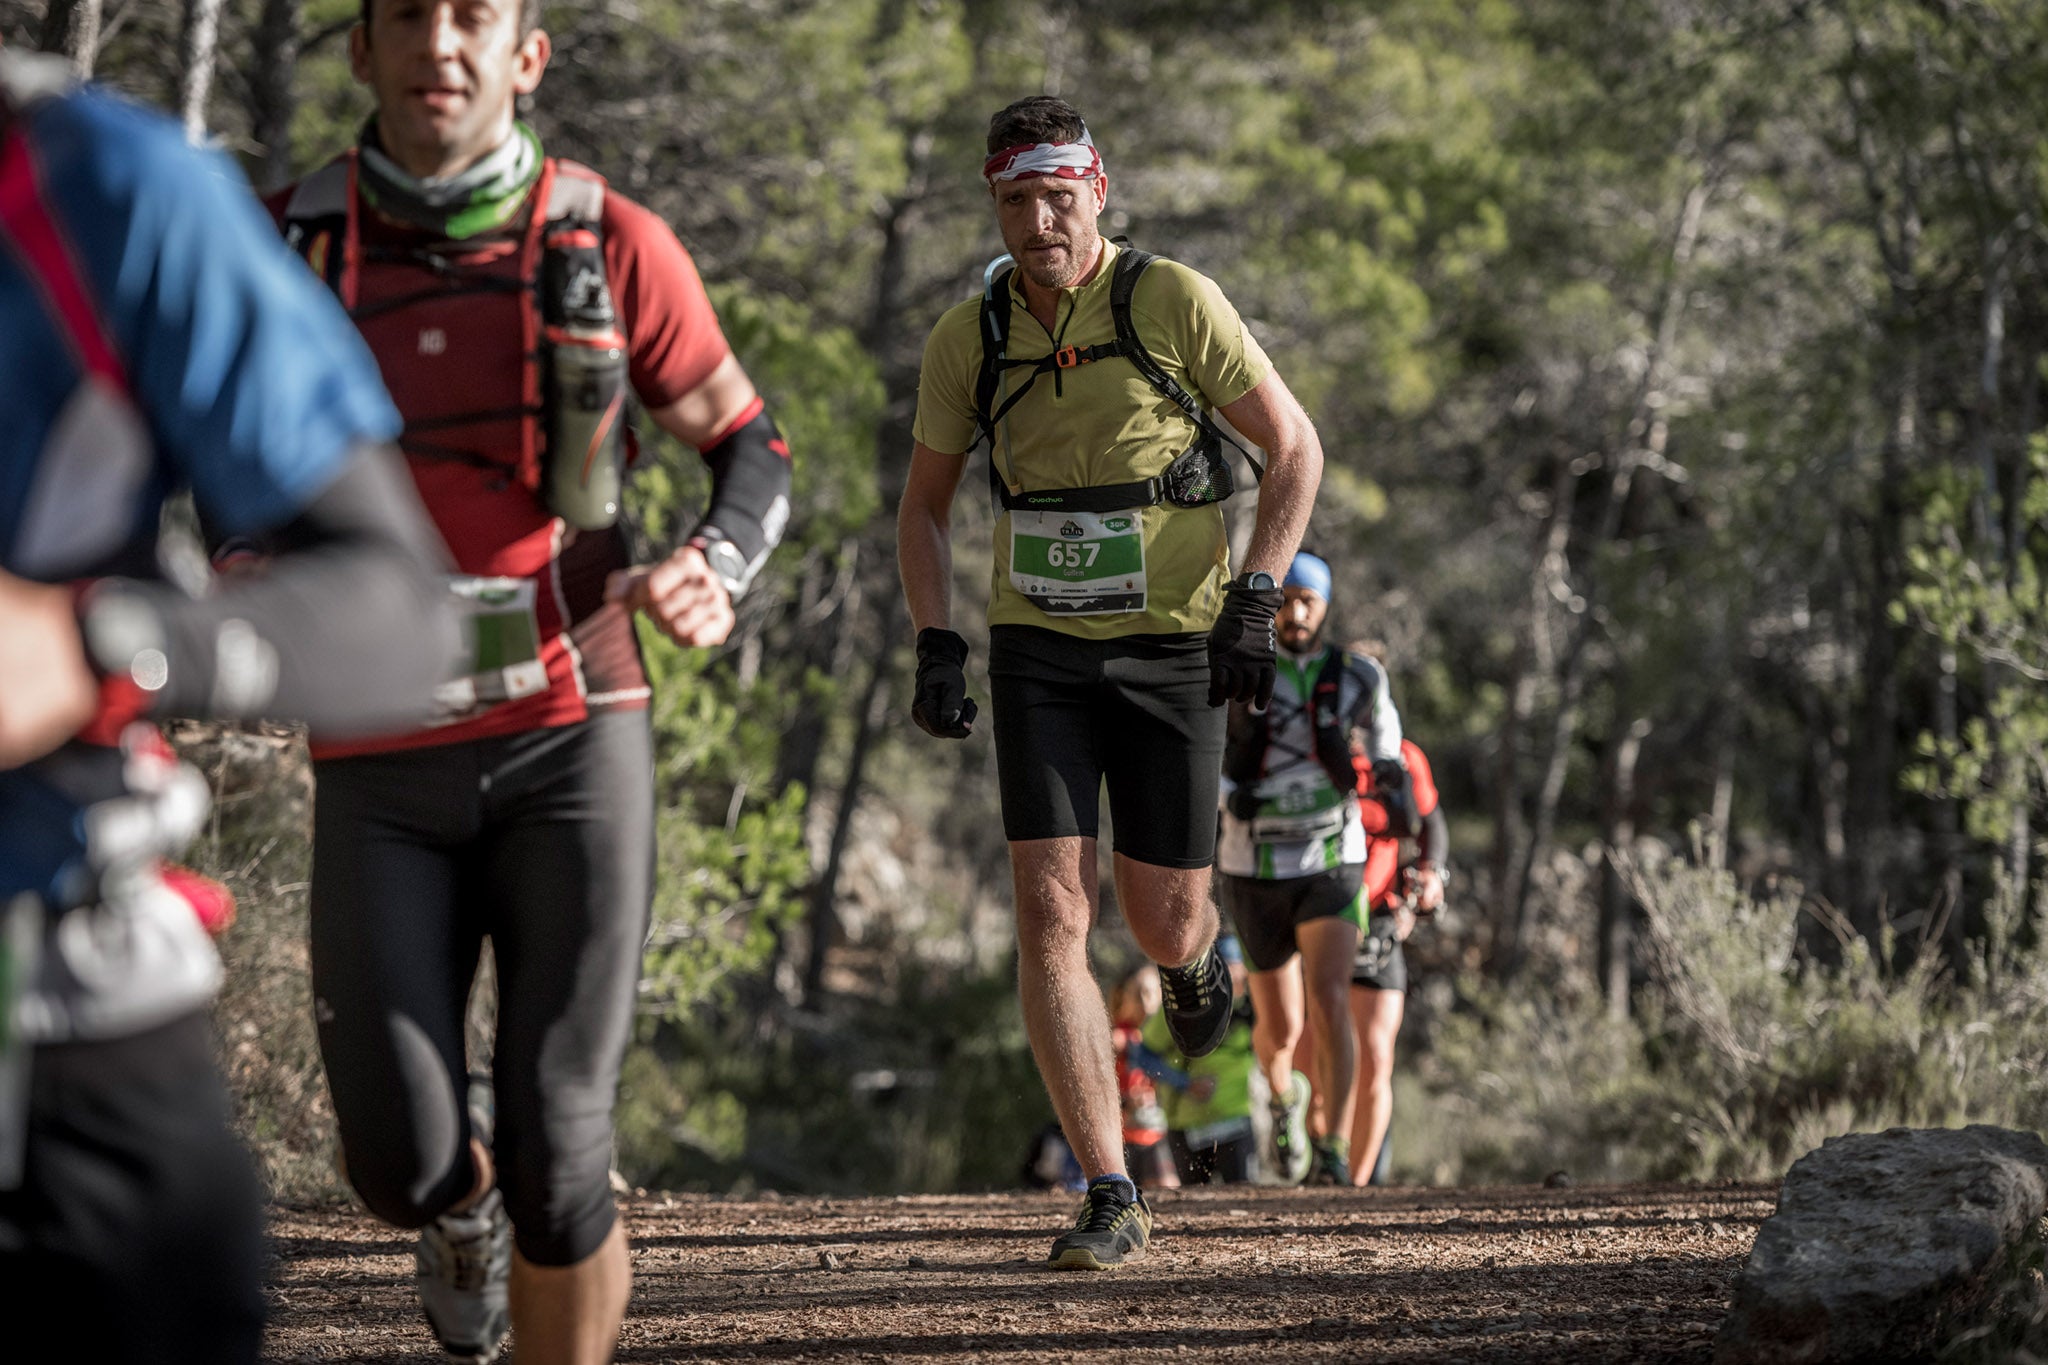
{"left": 896, "top": 95, "right": 1323, "bottom": 1270}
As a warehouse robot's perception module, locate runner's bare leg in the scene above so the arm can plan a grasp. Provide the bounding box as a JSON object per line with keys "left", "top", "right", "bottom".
{"left": 507, "top": 1221, "right": 629, "bottom": 1365}
{"left": 1247, "top": 961, "right": 1305, "bottom": 1098}
{"left": 1012, "top": 836, "right": 1122, "bottom": 1179}
{"left": 1348, "top": 984, "right": 1406, "bottom": 1186}
{"left": 1112, "top": 855, "right": 1215, "bottom": 971}
{"left": 1297, "top": 917, "right": 1360, "bottom": 1140}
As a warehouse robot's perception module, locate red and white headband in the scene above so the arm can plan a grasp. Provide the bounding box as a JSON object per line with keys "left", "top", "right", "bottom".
{"left": 983, "top": 128, "right": 1102, "bottom": 185}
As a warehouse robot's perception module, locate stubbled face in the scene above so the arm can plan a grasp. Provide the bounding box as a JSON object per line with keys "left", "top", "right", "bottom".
{"left": 351, "top": 0, "right": 549, "bottom": 179}
{"left": 1278, "top": 586, "right": 1329, "bottom": 652}
{"left": 993, "top": 173, "right": 1109, "bottom": 291}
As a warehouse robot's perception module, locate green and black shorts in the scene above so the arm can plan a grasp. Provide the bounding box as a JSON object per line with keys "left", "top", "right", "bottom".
{"left": 1219, "top": 864, "right": 1366, "bottom": 973}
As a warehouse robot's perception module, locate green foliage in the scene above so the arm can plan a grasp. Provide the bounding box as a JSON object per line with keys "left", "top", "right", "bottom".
{"left": 616, "top": 964, "right": 1047, "bottom": 1194}
{"left": 626, "top": 281, "right": 884, "bottom": 555}
{"left": 637, "top": 630, "right": 811, "bottom": 1017}
{"left": 1413, "top": 857, "right": 2048, "bottom": 1185}
{"left": 1899, "top": 442, "right": 2048, "bottom": 844}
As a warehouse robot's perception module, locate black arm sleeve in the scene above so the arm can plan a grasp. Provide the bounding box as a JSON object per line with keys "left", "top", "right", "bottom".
{"left": 79, "top": 444, "right": 460, "bottom": 737}
{"left": 691, "top": 406, "right": 792, "bottom": 592}
{"left": 1416, "top": 805, "right": 1450, "bottom": 869}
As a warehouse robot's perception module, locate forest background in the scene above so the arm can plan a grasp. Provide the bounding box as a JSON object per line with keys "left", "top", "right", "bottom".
{"left": 16, "top": 0, "right": 2048, "bottom": 1198}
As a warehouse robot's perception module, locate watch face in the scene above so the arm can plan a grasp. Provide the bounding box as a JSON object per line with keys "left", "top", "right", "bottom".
{"left": 702, "top": 538, "right": 749, "bottom": 592}
{"left": 1245, "top": 571, "right": 1276, "bottom": 590}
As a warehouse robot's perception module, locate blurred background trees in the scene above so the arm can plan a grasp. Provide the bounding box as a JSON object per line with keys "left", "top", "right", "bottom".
{"left": 14, "top": 0, "right": 2048, "bottom": 1191}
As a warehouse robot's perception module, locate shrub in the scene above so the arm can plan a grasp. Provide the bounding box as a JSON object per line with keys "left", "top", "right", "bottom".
{"left": 1409, "top": 854, "right": 2048, "bottom": 1185}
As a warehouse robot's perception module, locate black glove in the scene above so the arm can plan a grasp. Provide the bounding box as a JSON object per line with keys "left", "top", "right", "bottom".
{"left": 1369, "top": 757, "right": 1420, "bottom": 838}
{"left": 1206, "top": 578, "right": 1284, "bottom": 708}
{"left": 911, "top": 627, "right": 978, "bottom": 739}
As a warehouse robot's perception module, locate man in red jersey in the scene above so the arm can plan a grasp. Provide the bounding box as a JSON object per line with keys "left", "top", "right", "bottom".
{"left": 266, "top": 3, "right": 792, "bottom": 1361}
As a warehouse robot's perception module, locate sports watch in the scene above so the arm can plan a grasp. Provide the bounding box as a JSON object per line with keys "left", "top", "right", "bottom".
{"left": 688, "top": 529, "right": 754, "bottom": 600}
{"left": 1233, "top": 570, "right": 1277, "bottom": 591}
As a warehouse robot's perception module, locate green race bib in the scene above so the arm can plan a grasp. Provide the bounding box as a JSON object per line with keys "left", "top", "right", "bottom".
{"left": 1008, "top": 509, "right": 1147, "bottom": 615}
{"left": 434, "top": 576, "right": 548, "bottom": 717}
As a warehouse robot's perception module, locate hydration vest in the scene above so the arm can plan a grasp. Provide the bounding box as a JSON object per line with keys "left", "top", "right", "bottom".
{"left": 1222, "top": 644, "right": 1359, "bottom": 798}
{"left": 280, "top": 152, "right": 631, "bottom": 510}
{"left": 974, "top": 243, "right": 1264, "bottom": 514}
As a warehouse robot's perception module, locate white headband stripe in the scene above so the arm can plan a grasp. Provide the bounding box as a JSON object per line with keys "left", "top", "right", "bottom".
{"left": 983, "top": 134, "right": 1103, "bottom": 184}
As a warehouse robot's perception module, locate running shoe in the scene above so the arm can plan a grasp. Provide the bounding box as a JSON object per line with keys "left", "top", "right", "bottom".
{"left": 1308, "top": 1137, "right": 1351, "bottom": 1187}
{"left": 1267, "top": 1069, "right": 1312, "bottom": 1185}
{"left": 417, "top": 1075, "right": 511, "bottom": 1363}
{"left": 1047, "top": 1180, "right": 1153, "bottom": 1270}
{"left": 1158, "top": 945, "right": 1232, "bottom": 1058}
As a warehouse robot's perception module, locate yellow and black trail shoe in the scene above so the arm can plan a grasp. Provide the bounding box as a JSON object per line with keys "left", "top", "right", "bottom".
{"left": 1047, "top": 1180, "right": 1153, "bottom": 1270}
{"left": 1158, "top": 945, "right": 1232, "bottom": 1058}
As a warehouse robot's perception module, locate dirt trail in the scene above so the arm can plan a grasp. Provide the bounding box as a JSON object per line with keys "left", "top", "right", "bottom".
{"left": 263, "top": 1181, "right": 1771, "bottom": 1363}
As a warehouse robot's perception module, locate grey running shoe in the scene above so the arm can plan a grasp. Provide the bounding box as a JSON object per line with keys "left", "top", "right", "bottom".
{"left": 1268, "top": 1069, "right": 1312, "bottom": 1185}
{"left": 1158, "top": 946, "right": 1232, "bottom": 1058}
{"left": 417, "top": 1076, "right": 510, "bottom": 1363}
{"left": 1047, "top": 1182, "right": 1153, "bottom": 1270}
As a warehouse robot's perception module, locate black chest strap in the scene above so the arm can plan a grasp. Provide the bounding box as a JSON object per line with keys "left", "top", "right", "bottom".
{"left": 974, "top": 244, "right": 1264, "bottom": 515}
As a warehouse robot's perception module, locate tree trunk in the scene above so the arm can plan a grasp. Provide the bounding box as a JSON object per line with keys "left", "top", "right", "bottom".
{"left": 1503, "top": 633, "right": 1586, "bottom": 980}
{"left": 40, "top": 0, "right": 103, "bottom": 76}
{"left": 179, "top": 0, "right": 225, "bottom": 142}
{"left": 1494, "top": 450, "right": 1578, "bottom": 978}
{"left": 1707, "top": 679, "right": 1737, "bottom": 871}
{"left": 803, "top": 598, "right": 902, "bottom": 1002}
{"left": 1599, "top": 715, "right": 1650, "bottom": 1020}
{"left": 246, "top": 0, "right": 302, "bottom": 192}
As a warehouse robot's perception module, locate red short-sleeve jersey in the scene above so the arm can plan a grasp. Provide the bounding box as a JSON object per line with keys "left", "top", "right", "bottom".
{"left": 267, "top": 160, "right": 732, "bottom": 756}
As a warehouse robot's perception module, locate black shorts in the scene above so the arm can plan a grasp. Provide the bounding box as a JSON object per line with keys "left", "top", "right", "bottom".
{"left": 1352, "top": 913, "right": 1408, "bottom": 992}
{"left": 311, "top": 710, "right": 652, "bottom": 1267}
{"left": 988, "top": 625, "right": 1224, "bottom": 869}
{"left": 0, "top": 1011, "right": 265, "bottom": 1365}
{"left": 1220, "top": 865, "right": 1366, "bottom": 973}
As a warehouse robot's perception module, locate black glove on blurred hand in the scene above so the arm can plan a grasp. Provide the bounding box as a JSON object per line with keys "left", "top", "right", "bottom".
{"left": 1206, "top": 579, "right": 1284, "bottom": 708}
{"left": 911, "top": 627, "right": 977, "bottom": 739}
{"left": 1225, "top": 784, "right": 1262, "bottom": 821}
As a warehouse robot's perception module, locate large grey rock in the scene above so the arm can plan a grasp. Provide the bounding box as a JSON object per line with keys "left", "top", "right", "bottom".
{"left": 1717, "top": 1125, "right": 2048, "bottom": 1363}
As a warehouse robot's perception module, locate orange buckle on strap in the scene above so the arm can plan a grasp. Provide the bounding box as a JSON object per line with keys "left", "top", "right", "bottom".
{"left": 1053, "top": 346, "right": 1089, "bottom": 369}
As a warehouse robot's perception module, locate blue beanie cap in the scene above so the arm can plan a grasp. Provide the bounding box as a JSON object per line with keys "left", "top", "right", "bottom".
{"left": 1284, "top": 551, "right": 1333, "bottom": 600}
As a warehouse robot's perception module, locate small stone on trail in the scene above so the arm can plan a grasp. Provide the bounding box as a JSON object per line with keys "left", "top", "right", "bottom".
{"left": 906, "top": 1254, "right": 927, "bottom": 1268}
{"left": 1544, "top": 1170, "right": 1574, "bottom": 1188}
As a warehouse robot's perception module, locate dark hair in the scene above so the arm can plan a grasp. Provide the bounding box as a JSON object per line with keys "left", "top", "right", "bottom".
{"left": 361, "top": 0, "right": 543, "bottom": 33}
{"left": 986, "top": 95, "right": 1088, "bottom": 154}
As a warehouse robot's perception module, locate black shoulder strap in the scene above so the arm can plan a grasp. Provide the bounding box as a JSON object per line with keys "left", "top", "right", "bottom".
{"left": 973, "top": 261, "right": 1016, "bottom": 453}
{"left": 1222, "top": 697, "right": 1271, "bottom": 787}
{"left": 1309, "top": 645, "right": 1360, "bottom": 795}
{"left": 1108, "top": 248, "right": 1199, "bottom": 430}
{"left": 1109, "top": 247, "right": 1264, "bottom": 485}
